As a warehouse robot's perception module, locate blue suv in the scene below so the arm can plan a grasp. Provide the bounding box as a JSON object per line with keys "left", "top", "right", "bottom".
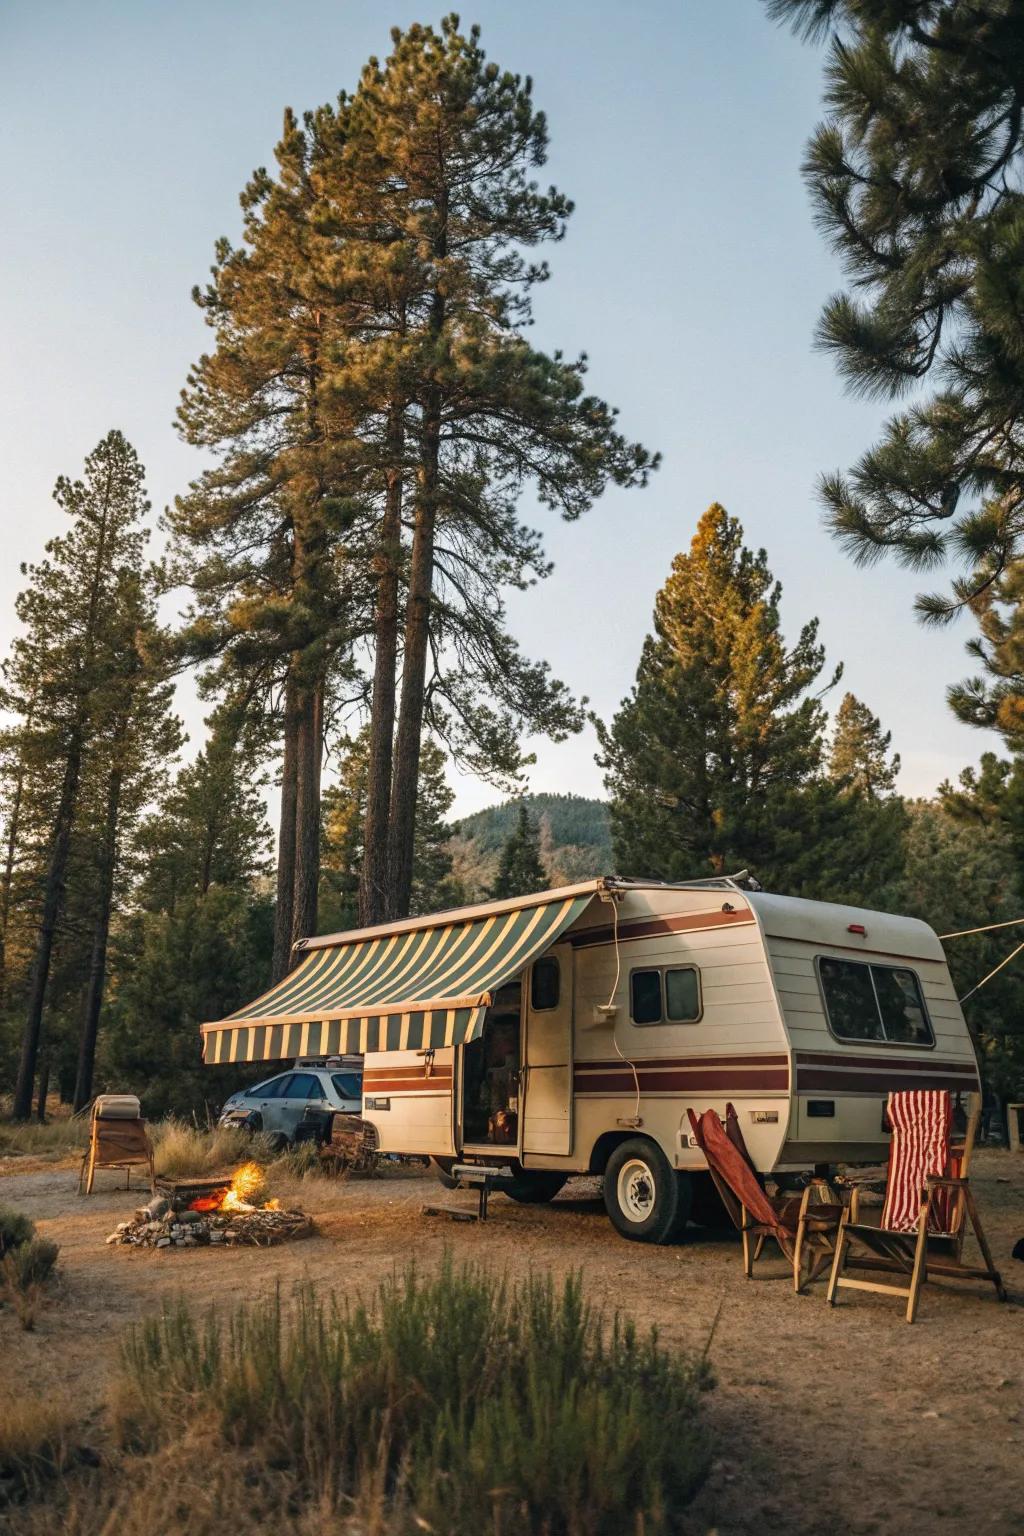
{"left": 218, "top": 1057, "right": 363, "bottom": 1149}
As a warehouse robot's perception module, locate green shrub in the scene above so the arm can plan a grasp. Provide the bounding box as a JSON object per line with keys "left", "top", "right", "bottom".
{"left": 0, "top": 1202, "right": 35, "bottom": 1256}
{"left": 112, "top": 1258, "right": 712, "bottom": 1534}
{"left": 1, "top": 1236, "right": 60, "bottom": 1331}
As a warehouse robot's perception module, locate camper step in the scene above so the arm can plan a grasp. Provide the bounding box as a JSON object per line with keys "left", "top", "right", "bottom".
{"left": 451, "top": 1164, "right": 515, "bottom": 1185}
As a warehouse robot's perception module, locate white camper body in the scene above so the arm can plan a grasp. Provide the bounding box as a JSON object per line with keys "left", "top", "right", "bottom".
{"left": 359, "top": 880, "right": 979, "bottom": 1186}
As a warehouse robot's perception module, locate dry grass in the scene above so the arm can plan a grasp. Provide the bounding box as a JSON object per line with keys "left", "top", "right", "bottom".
{"left": 0, "top": 1396, "right": 75, "bottom": 1504}
{"left": 0, "top": 1114, "right": 91, "bottom": 1160}
{"left": 149, "top": 1119, "right": 278, "bottom": 1177}
{"left": 6, "top": 1259, "right": 712, "bottom": 1536}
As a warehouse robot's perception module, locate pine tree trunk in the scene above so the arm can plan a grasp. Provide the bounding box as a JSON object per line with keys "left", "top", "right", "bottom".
{"left": 272, "top": 676, "right": 300, "bottom": 981}
{"left": 13, "top": 739, "right": 82, "bottom": 1119}
{"left": 35, "top": 1048, "right": 50, "bottom": 1123}
{"left": 73, "top": 757, "right": 124, "bottom": 1112}
{"left": 388, "top": 395, "right": 441, "bottom": 918}
{"left": 0, "top": 728, "right": 30, "bottom": 1009}
{"left": 292, "top": 676, "right": 324, "bottom": 945}
{"left": 360, "top": 405, "right": 405, "bottom": 926}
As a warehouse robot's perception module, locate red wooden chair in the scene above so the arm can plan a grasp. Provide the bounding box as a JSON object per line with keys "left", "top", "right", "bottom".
{"left": 826, "top": 1090, "right": 1006, "bottom": 1323}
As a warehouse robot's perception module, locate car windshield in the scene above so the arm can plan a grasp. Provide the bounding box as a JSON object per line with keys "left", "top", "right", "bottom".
{"left": 331, "top": 1072, "right": 362, "bottom": 1101}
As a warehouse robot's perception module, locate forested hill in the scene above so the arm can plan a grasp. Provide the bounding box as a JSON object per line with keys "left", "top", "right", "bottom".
{"left": 450, "top": 794, "right": 611, "bottom": 899}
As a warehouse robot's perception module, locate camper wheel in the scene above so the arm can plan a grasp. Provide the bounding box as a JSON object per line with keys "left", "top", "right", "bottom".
{"left": 603, "top": 1138, "right": 691, "bottom": 1244}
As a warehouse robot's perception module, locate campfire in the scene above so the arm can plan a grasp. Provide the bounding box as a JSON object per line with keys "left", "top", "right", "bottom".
{"left": 105, "top": 1162, "right": 314, "bottom": 1250}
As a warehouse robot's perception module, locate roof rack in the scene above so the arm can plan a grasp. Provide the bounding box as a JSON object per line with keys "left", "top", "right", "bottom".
{"left": 606, "top": 871, "right": 763, "bottom": 893}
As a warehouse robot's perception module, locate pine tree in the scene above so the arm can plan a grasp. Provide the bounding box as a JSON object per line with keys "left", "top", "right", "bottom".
{"left": 829, "top": 693, "right": 900, "bottom": 798}
{"left": 770, "top": 2, "right": 1024, "bottom": 718}
{"left": 320, "top": 729, "right": 460, "bottom": 931}
{"left": 491, "top": 804, "right": 548, "bottom": 899}
{"left": 598, "top": 504, "right": 841, "bottom": 884}
{"left": 316, "top": 18, "right": 657, "bottom": 922}
{"left": 2, "top": 432, "right": 157, "bottom": 1119}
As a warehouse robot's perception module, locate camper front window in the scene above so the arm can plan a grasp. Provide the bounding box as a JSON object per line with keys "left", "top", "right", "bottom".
{"left": 817, "top": 957, "right": 934, "bottom": 1047}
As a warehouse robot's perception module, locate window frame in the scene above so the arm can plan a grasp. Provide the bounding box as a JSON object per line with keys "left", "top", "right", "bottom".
{"left": 628, "top": 964, "right": 703, "bottom": 1027}
{"left": 814, "top": 954, "right": 935, "bottom": 1050}
{"left": 530, "top": 955, "right": 561, "bottom": 1013}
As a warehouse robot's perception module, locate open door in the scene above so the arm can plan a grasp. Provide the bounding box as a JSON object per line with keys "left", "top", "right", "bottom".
{"left": 522, "top": 942, "right": 574, "bottom": 1156}
{"left": 361, "top": 1048, "right": 456, "bottom": 1157}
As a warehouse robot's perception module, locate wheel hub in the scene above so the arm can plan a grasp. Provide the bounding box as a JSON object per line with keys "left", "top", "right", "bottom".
{"left": 617, "top": 1157, "right": 655, "bottom": 1222}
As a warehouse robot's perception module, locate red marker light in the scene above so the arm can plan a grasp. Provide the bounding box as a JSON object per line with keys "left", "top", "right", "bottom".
{"left": 847, "top": 923, "right": 866, "bottom": 936}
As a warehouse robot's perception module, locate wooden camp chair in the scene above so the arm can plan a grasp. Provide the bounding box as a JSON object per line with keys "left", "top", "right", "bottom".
{"left": 826, "top": 1090, "right": 1006, "bottom": 1323}
{"left": 78, "top": 1095, "right": 155, "bottom": 1196}
{"left": 688, "top": 1104, "right": 843, "bottom": 1292}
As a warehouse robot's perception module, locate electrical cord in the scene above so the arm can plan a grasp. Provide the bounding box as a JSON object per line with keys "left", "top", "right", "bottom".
{"left": 600, "top": 890, "right": 641, "bottom": 1123}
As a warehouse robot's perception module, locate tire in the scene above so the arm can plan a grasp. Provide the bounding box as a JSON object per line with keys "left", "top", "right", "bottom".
{"left": 431, "top": 1157, "right": 459, "bottom": 1191}
{"left": 688, "top": 1171, "right": 732, "bottom": 1229}
{"left": 504, "top": 1172, "right": 568, "bottom": 1205}
{"left": 603, "top": 1139, "right": 691, "bottom": 1244}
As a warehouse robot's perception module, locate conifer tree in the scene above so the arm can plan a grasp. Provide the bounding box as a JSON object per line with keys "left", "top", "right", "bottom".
{"left": 3, "top": 432, "right": 157, "bottom": 1119}
{"left": 598, "top": 504, "right": 841, "bottom": 883}
{"left": 770, "top": 2, "right": 1024, "bottom": 715}
{"left": 829, "top": 693, "right": 900, "bottom": 798}
{"left": 317, "top": 18, "right": 657, "bottom": 921}
{"left": 491, "top": 803, "right": 548, "bottom": 899}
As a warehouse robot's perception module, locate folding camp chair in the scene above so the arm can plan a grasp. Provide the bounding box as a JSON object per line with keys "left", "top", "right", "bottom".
{"left": 826, "top": 1090, "right": 1006, "bottom": 1323}
{"left": 78, "top": 1094, "right": 156, "bottom": 1195}
{"left": 688, "top": 1104, "right": 843, "bottom": 1292}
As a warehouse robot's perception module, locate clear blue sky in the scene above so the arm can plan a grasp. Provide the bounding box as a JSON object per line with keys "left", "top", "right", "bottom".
{"left": 0, "top": 0, "right": 999, "bottom": 816}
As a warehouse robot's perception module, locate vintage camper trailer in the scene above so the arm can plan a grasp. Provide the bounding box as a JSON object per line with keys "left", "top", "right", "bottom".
{"left": 201, "top": 876, "right": 980, "bottom": 1243}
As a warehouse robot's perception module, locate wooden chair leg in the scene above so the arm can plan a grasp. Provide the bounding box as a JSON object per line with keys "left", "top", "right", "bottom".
{"left": 742, "top": 1223, "right": 753, "bottom": 1278}
{"left": 906, "top": 1201, "right": 930, "bottom": 1323}
{"left": 964, "top": 1186, "right": 1007, "bottom": 1302}
{"left": 826, "top": 1214, "right": 849, "bottom": 1306}
{"left": 85, "top": 1139, "right": 97, "bottom": 1195}
{"left": 753, "top": 1233, "right": 767, "bottom": 1262}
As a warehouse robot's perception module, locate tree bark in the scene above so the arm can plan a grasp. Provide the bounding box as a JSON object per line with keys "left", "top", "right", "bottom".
{"left": 292, "top": 676, "right": 324, "bottom": 945}
{"left": 35, "top": 1047, "right": 50, "bottom": 1123}
{"left": 360, "top": 404, "right": 405, "bottom": 926}
{"left": 72, "top": 753, "right": 124, "bottom": 1112}
{"left": 13, "top": 739, "right": 82, "bottom": 1119}
{"left": 0, "top": 721, "right": 30, "bottom": 1009}
{"left": 387, "top": 394, "right": 441, "bottom": 918}
{"left": 272, "top": 675, "right": 301, "bottom": 981}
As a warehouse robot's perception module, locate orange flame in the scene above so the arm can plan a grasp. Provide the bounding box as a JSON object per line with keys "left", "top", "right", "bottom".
{"left": 188, "top": 1162, "right": 269, "bottom": 1215}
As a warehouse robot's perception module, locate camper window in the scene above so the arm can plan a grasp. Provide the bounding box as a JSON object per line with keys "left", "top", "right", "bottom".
{"left": 817, "top": 957, "right": 934, "bottom": 1047}
{"left": 630, "top": 966, "right": 701, "bottom": 1026}
{"left": 531, "top": 957, "right": 560, "bottom": 1011}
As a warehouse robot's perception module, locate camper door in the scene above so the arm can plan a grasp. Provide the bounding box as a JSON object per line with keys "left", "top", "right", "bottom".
{"left": 361, "top": 1048, "right": 456, "bottom": 1157}
{"left": 522, "top": 942, "right": 574, "bottom": 1157}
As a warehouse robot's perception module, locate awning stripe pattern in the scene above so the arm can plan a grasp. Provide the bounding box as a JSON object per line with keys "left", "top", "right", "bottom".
{"left": 201, "top": 892, "right": 594, "bottom": 1064}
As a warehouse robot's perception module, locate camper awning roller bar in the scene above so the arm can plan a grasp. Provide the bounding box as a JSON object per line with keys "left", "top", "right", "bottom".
{"left": 202, "top": 890, "right": 597, "bottom": 1065}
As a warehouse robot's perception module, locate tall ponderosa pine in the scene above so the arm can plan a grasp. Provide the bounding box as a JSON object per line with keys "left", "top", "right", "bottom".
{"left": 3, "top": 432, "right": 163, "bottom": 1119}
{"left": 491, "top": 803, "right": 547, "bottom": 899}
{"left": 310, "top": 18, "right": 657, "bottom": 923}
{"left": 598, "top": 504, "right": 840, "bottom": 883}
{"left": 173, "top": 108, "right": 363, "bottom": 980}
{"left": 770, "top": 1, "right": 1024, "bottom": 732}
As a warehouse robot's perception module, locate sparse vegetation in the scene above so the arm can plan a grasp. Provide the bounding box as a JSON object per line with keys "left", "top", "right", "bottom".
{"left": 9, "top": 1259, "right": 711, "bottom": 1535}
{"left": 0, "top": 1113, "right": 90, "bottom": 1162}
{"left": 0, "top": 1205, "right": 58, "bottom": 1331}
{"left": 0, "top": 1396, "right": 75, "bottom": 1506}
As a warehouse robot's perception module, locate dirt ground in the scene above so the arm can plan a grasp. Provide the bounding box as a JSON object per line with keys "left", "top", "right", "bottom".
{"left": 1, "top": 1149, "right": 1022, "bottom": 1536}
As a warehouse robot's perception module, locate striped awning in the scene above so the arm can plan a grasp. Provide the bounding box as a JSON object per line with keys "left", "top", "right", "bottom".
{"left": 202, "top": 890, "right": 596, "bottom": 1065}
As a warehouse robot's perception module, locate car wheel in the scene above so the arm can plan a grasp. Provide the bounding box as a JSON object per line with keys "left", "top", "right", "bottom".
{"left": 603, "top": 1139, "right": 691, "bottom": 1244}
{"left": 504, "top": 1172, "right": 568, "bottom": 1204}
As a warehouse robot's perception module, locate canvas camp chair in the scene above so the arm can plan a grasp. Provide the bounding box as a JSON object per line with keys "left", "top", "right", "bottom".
{"left": 688, "top": 1104, "right": 843, "bottom": 1292}
{"left": 826, "top": 1089, "right": 1006, "bottom": 1323}
{"left": 78, "top": 1094, "right": 155, "bottom": 1196}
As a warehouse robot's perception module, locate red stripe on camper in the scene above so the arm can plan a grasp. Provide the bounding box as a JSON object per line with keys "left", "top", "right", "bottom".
{"left": 569, "top": 909, "right": 755, "bottom": 949}
{"left": 574, "top": 1066, "right": 789, "bottom": 1095}
{"left": 794, "top": 1051, "right": 976, "bottom": 1075}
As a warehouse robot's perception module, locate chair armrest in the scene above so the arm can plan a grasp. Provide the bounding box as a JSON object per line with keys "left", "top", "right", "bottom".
{"left": 924, "top": 1175, "right": 968, "bottom": 1190}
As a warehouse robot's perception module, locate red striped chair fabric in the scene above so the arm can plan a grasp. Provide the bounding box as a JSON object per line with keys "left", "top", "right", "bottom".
{"left": 880, "top": 1090, "right": 952, "bottom": 1234}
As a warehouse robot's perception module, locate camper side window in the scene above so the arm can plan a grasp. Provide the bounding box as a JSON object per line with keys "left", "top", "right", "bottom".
{"left": 531, "top": 957, "right": 560, "bottom": 1011}
{"left": 817, "top": 957, "right": 934, "bottom": 1047}
{"left": 630, "top": 967, "right": 701, "bottom": 1026}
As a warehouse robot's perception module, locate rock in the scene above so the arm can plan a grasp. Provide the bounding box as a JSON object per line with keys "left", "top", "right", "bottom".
{"left": 155, "top": 1237, "right": 171, "bottom": 1248}
{"left": 177, "top": 1210, "right": 202, "bottom": 1225}
{"left": 209, "top": 1231, "right": 225, "bottom": 1244}
{"left": 106, "top": 1232, "right": 122, "bottom": 1244}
